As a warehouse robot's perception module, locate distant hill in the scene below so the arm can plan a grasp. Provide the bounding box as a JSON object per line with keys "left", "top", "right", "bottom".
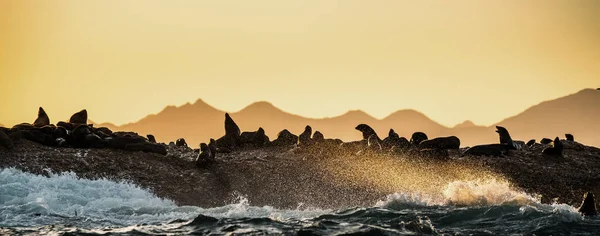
{"left": 92, "top": 89, "right": 600, "bottom": 148}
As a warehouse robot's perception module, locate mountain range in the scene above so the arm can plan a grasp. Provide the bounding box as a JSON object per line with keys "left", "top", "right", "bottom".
{"left": 92, "top": 88, "right": 600, "bottom": 147}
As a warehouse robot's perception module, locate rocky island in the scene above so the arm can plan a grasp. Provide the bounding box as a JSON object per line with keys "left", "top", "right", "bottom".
{"left": 1, "top": 108, "right": 599, "bottom": 213}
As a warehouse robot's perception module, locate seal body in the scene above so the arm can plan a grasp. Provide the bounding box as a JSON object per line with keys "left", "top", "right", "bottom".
{"left": 463, "top": 144, "right": 511, "bottom": 157}
{"left": 312, "top": 131, "right": 325, "bottom": 143}
{"left": 33, "top": 107, "right": 50, "bottom": 127}
{"left": 565, "top": 134, "right": 574, "bottom": 142}
{"left": 298, "top": 125, "right": 314, "bottom": 146}
{"left": 410, "top": 132, "right": 428, "bottom": 146}
{"left": 69, "top": 109, "right": 88, "bottom": 124}
{"left": 540, "top": 138, "right": 553, "bottom": 145}
{"left": 542, "top": 137, "right": 563, "bottom": 157}
{"left": 578, "top": 192, "right": 598, "bottom": 216}
{"left": 418, "top": 136, "right": 460, "bottom": 150}
{"left": 355, "top": 124, "right": 380, "bottom": 141}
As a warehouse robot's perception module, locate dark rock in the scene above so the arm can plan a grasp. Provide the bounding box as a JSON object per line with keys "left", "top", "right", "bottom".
{"left": 0, "top": 129, "right": 14, "bottom": 150}
{"left": 124, "top": 142, "right": 167, "bottom": 155}
{"left": 578, "top": 192, "right": 598, "bottom": 216}
{"left": 418, "top": 136, "right": 460, "bottom": 150}
{"left": 271, "top": 129, "right": 298, "bottom": 146}
{"left": 33, "top": 107, "right": 50, "bottom": 127}
{"left": 410, "top": 132, "right": 428, "bottom": 146}
{"left": 69, "top": 109, "right": 88, "bottom": 124}
{"left": 419, "top": 148, "right": 450, "bottom": 160}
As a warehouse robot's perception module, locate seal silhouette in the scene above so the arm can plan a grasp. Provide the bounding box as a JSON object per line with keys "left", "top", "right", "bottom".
{"left": 355, "top": 124, "right": 381, "bottom": 142}
{"left": 410, "top": 132, "right": 428, "bottom": 146}
{"left": 298, "top": 125, "right": 314, "bottom": 146}
{"left": 578, "top": 192, "right": 598, "bottom": 216}
{"left": 69, "top": 109, "right": 88, "bottom": 124}
{"left": 542, "top": 137, "right": 563, "bottom": 157}
{"left": 33, "top": 107, "right": 50, "bottom": 127}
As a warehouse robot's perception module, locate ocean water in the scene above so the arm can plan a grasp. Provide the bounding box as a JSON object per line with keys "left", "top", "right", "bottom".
{"left": 1, "top": 168, "right": 599, "bottom": 235}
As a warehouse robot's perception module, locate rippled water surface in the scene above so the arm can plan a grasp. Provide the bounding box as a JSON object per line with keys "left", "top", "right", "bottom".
{"left": 1, "top": 168, "right": 598, "bottom": 235}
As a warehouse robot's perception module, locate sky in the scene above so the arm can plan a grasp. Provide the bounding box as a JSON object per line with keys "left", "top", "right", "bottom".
{"left": 1, "top": 0, "right": 599, "bottom": 127}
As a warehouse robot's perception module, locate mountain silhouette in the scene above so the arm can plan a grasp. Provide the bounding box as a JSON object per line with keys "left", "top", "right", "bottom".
{"left": 94, "top": 89, "right": 600, "bottom": 147}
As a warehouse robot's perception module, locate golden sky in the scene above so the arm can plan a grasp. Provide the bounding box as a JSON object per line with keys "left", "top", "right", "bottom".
{"left": 1, "top": 0, "right": 599, "bottom": 127}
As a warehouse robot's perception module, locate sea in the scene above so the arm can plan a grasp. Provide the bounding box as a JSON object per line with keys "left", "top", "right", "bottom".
{"left": 1, "top": 167, "right": 599, "bottom": 235}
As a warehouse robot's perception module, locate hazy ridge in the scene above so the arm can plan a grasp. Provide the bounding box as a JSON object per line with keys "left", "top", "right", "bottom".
{"left": 92, "top": 89, "right": 600, "bottom": 147}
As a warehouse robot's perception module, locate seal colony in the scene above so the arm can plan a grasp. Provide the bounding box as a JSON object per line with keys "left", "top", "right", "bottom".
{"left": 1, "top": 107, "right": 599, "bottom": 215}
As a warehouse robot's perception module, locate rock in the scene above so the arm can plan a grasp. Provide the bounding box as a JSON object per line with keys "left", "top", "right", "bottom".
{"left": 418, "top": 136, "right": 460, "bottom": 150}
{"left": 124, "top": 142, "right": 167, "bottom": 155}
{"left": 419, "top": 148, "right": 450, "bottom": 160}
{"left": 225, "top": 113, "right": 241, "bottom": 137}
{"left": 0, "top": 129, "right": 14, "bottom": 150}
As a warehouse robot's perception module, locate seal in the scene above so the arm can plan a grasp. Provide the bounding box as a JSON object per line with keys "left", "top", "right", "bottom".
{"left": 565, "top": 134, "right": 574, "bottom": 142}
{"left": 367, "top": 134, "right": 382, "bottom": 152}
{"left": 382, "top": 129, "right": 411, "bottom": 150}
{"left": 69, "top": 109, "right": 88, "bottom": 124}
{"left": 410, "top": 132, "right": 428, "bottom": 146}
{"left": 33, "top": 107, "right": 50, "bottom": 127}
{"left": 312, "top": 131, "right": 325, "bottom": 143}
{"left": 418, "top": 136, "right": 460, "bottom": 150}
{"left": 578, "top": 192, "right": 598, "bottom": 216}
{"left": 298, "top": 125, "right": 314, "bottom": 146}
{"left": 355, "top": 124, "right": 381, "bottom": 142}
{"left": 271, "top": 129, "right": 298, "bottom": 146}
{"left": 225, "top": 113, "right": 241, "bottom": 138}
{"left": 209, "top": 138, "right": 218, "bottom": 159}
{"left": 176, "top": 138, "right": 187, "bottom": 147}
{"left": 540, "top": 138, "right": 553, "bottom": 145}
{"left": 542, "top": 137, "right": 563, "bottom": 157}
{"left": 196, "top": 143, "right": 212, "bottom": 167}
{"left": 463, "top": 144, "right": 511, "bottom": 157}
{"left": 240, "top": 127, "right": 270, "bottom": 147}
{"left": 526, "top": 139, "right": 536, "bottom": 147}
{"left": 147, "top": 134, "right": 156, "bottom": 143}
{"left": 495, "top": 126, "right": 516, "bottom": 149}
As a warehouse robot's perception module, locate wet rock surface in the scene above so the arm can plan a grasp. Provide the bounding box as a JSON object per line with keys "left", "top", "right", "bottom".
{"left": 1, "top": 138, "right": 600, "bottom": 210}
